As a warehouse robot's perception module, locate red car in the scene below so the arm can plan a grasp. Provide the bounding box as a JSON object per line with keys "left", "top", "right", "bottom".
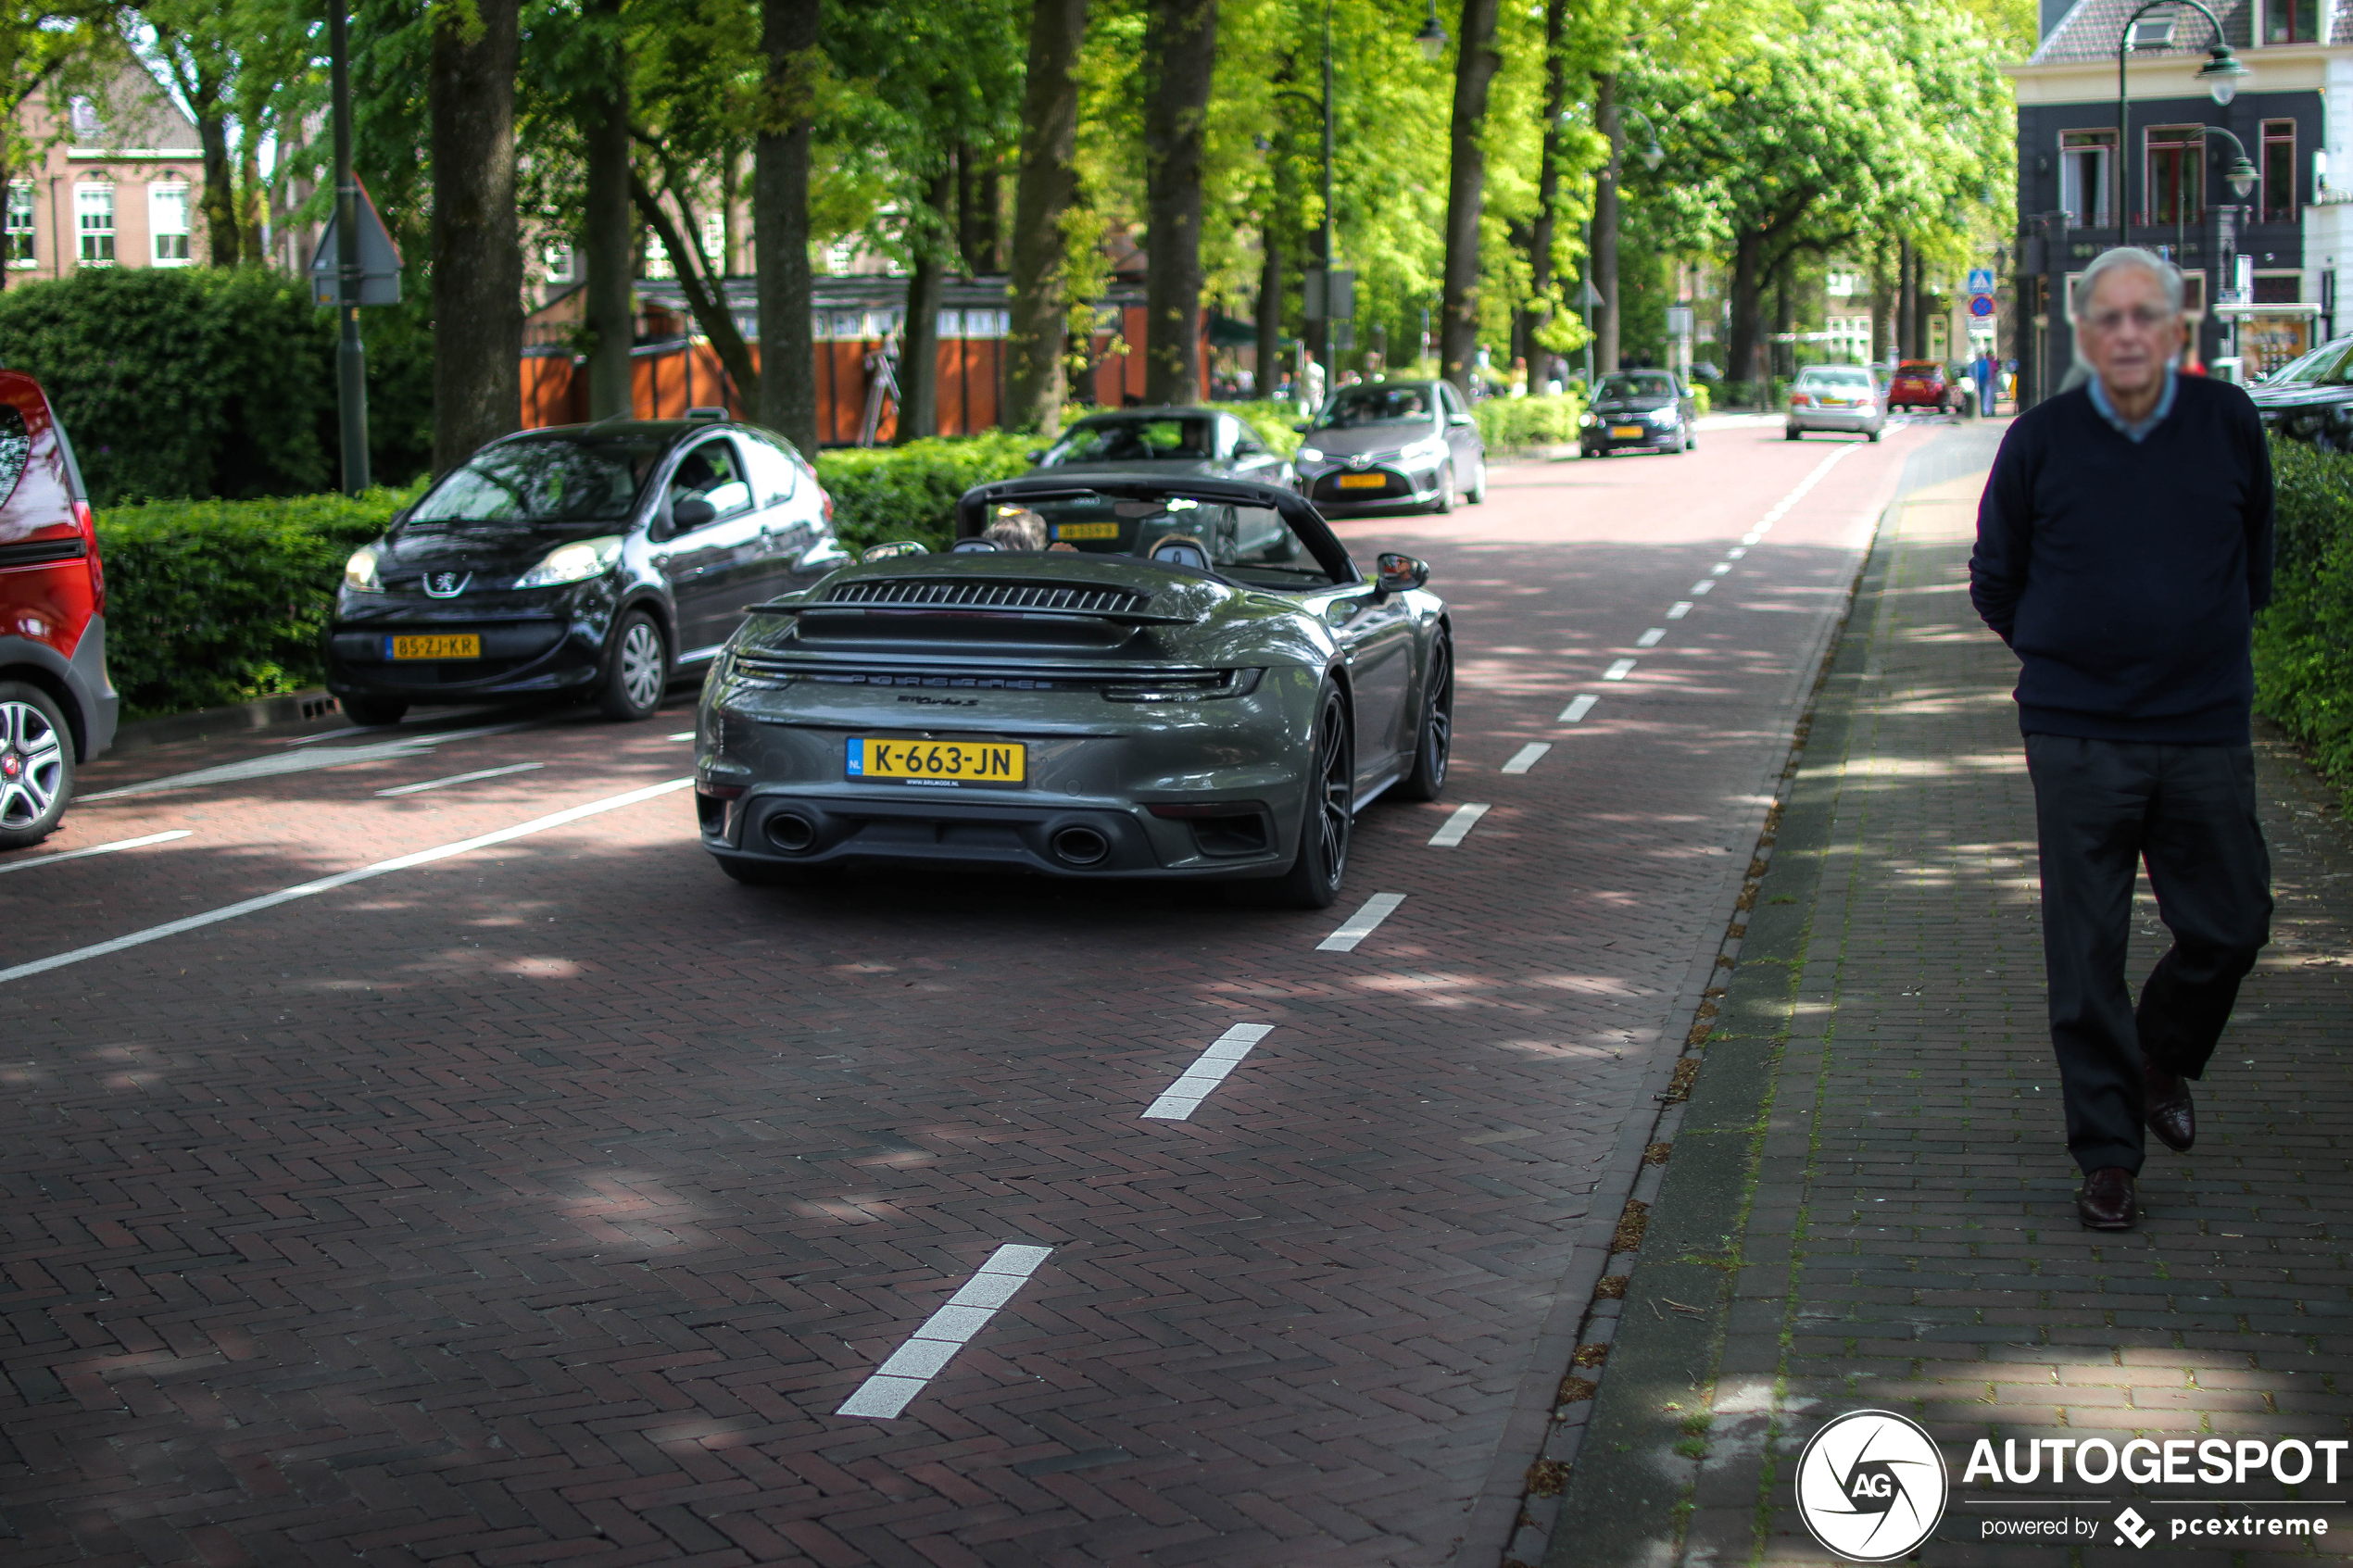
{"left": 1886, "top": 359, "right": 1954, "bottom": 413}
{"left": 0, "top": 371, "right": 115, "bottom": 848}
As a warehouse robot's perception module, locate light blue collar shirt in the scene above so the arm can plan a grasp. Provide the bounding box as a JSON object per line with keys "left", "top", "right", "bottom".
{"left": 2086, "top": 366, "right": 2178, "bottom": 443}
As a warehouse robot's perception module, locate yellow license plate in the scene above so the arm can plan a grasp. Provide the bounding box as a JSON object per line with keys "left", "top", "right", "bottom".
{"left": 386, "top": 633, "right": 480, "bottom": 659}
{"left": 1610, "top": 425, "right": 1643, "bottom": 439}
{"left": 1051, "top": 521, "right": 1120, "bottom": 541}
{"left": 848, "top": 736, "right": 1026, "bottom": 787}
{"left": 1337, "top": 472, "right": 1386, "bottom": 490}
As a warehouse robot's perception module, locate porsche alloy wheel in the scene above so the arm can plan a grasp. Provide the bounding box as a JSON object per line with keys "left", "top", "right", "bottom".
{"left": 1248, "top": 686, "right": 1352, "bottom": 909}
{"left": 1393, "top": 634, "right": 1452, "bottom": 803}
{"left": 0, "top": 684, "right": 71, "bottom": 850}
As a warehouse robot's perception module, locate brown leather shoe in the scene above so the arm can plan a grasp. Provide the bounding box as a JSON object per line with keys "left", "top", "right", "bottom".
{"left": 2078, "top": 1167, "right": 2138, "bottom": 1230}
{"left": 2144, "top": 1058, "right": 2196, "bottom": 1153}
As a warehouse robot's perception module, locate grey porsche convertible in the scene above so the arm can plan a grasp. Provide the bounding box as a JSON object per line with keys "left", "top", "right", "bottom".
{"left": 692, "top": 475, "right": 1452, "bottom": 908}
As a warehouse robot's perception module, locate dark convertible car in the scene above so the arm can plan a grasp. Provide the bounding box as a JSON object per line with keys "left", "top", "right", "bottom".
{"left": 2246, "top": 332, "right": 2353, "bottom": 449}
{"left": 693, "top": 476, "right": 1453, "bottom": 908}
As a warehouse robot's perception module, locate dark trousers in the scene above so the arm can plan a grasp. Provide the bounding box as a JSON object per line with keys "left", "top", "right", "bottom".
{"left": 2024, "top": 735, "right": 2272, "bottom": 1174}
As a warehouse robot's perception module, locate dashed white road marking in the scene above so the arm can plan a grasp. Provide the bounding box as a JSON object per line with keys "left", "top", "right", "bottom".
{"left": 375, "top": 761, "right": 546, "bottom": 797}
{"left": 1428, "top": 803, "right": 1491, "bottom": 847}
{"left": 0, "top": 829, "right": 191, "bottom": 876}
{"left": 1635, "top": 628, "right": 1665, "bottom": 647}
{"left": 1742, "top": 532, "right": 1761, "bottom": 545}
{"left": 1690, "top": 580, "right": 1715, "bottom": 596}
{"left": 1142, "top": 1023, "right": 1277, "bottom": 1120}
{"left": 835, "top": 1244, "right": 1053, "bottom": 1420}
{"left": 667, "top": 732, "right": 696, "bottom": 741}
{"left": 85, "top": 721, "right": 535, "bottom": 800}
{"left": 1500, "top": 742, "right": 1553, "bottom": 774}
{"left": 1727, "top": 546, "right": 1747, "bottom": 559}
{"left": 1558, "top": 695, "right": 1599, "bottom": 723}
{"left": 1665, "top": 602, "right": 1692, "bottom": 621}
{"left": 1709, "top": 562, "right": 1731, "bottom": 575}
{"left": 1603, "top": 659, "right": 1638, "bottom": 681}
{"left": 1318, "top": 890, "right": 1406, "bottom": 952}
{"left": 0, "top": 777, "right": 694, "bottom": 987}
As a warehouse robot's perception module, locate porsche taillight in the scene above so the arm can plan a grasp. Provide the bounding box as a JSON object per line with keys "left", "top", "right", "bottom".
{"left": 74, "top": 498, "right": 102, "bottom": 613}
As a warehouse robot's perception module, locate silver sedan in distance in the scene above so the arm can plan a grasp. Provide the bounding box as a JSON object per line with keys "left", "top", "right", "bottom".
{"left": 1785, "top": 365, "right": 1885, "bottom": 442}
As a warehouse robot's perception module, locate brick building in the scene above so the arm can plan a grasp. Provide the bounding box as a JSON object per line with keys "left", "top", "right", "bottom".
{"left": 6, "top": 68, "right": 207, "bottom": 282}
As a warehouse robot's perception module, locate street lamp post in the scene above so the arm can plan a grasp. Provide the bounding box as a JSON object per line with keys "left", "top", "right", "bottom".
{"left": 2116, "top": 0, "right": 2249, "bottom": 251}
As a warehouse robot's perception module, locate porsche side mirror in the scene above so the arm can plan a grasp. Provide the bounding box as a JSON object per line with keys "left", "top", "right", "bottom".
{"left": 671, "top": 496, "right": 716, "bottom": 532}
{"left": 1375, "top": 552, "right": 1430, "bottom": 597}
{"left": 1026, "top": 448, "right": 1046, "bottom": 463}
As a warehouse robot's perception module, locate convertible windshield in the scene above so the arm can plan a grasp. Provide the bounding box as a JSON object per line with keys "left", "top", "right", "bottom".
{"left": 1596, "top": 373, "right": 1678, "bottom": 399}
{"left": 406, "top": 437, "right": 665, "bottom": 528}
{"left": 968, "top": 494, "right": 1342, "bottom": 587}
{"left": 2259, "top": 339, "right": 2353, "bottom": 385}
{"left": 1041, "top": 416, "right": 1214, "bottom": 465}
{"left": 1315, "top": 384, "right": 1436, "bottom": 428}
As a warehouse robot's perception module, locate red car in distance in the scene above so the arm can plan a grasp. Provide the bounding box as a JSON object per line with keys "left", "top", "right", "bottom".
{"left": 1886, "top": 359, "right": 1955, "bottom": 414}
{"left": 0, "top": 370, "right": 115, "bottom": 848}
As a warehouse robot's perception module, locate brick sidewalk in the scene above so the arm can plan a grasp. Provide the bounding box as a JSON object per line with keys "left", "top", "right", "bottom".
{"left": 1547, "top": 469, "right": 2353, "bottom": 1563}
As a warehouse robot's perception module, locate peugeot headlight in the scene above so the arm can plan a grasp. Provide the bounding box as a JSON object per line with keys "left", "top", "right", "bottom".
{"left": 1579, "top": 412, "right": 1597, "bottom": 427}
{"left": 344, "top": 544, "right": 383, "bottom": 593}
{"left": 1299, "top": 445, "right": 1325, "bottom": 462}
{"left": 515, "top": 534, "right": 624, "bottom": 587}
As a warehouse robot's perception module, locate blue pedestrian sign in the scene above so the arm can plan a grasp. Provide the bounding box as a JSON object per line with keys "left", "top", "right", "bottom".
{"left": 1966, "top": 268, "right": 1995, "bottom": 295}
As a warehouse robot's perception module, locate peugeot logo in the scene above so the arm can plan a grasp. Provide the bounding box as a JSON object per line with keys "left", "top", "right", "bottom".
{"left": 423, "top": 571, "right": 470, "bottom": 598}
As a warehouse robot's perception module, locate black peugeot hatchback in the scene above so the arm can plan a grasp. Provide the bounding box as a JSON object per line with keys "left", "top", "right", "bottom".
{"left": 325, "top": 418, "right": 849, "bottom": 726}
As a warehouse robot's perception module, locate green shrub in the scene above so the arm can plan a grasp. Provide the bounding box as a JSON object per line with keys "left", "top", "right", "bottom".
{"left": 96, "top": 485, "right": 425, "bottom": 717}
{"left": 2255, "top": 435, "right": 2353, "bottom": 799}
{"left": 1475, "top": 392, "right": 1588, "bottom": 452}
{"left": 1223, "top": 399, "right": 1305, "bottom": 457}
{"left": 812, "top": 432, "right": 1035, "bottom": 554}
{"left": 1691, "top": 383, "right": 1712, "bottom": 418}
{"left": 0, "top": 268, "right": 434, "bottom": 505}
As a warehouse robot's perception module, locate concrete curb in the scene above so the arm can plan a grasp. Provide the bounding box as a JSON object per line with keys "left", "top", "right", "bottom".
{"left": 107, "top": 689, "right": 342, "bottom": 757}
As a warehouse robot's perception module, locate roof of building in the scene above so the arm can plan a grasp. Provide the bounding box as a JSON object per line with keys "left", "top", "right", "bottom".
{"left": 2029, "top": 0, "right": 2353, "bottom": 66}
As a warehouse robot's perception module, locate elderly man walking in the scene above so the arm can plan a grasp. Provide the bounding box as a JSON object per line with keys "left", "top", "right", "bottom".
{"left": 1969, "top": 246, "right": 2274, "bottom": 1230}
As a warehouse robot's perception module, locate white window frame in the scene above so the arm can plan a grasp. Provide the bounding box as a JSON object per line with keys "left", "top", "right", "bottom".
{"left": 74, "top": 182, "right": 115, "bottom": 266}
{"left": 148, "top": 182, "right": 191, "bottom": 266}
{"left": 5, "top": 182, "right": 34, "bottom": 269}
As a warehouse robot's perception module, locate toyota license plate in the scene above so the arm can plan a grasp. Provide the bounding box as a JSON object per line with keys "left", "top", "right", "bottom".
{"left": 1610, "top": 425, "right": 1644, "bottom": 439}
{"left": 848, "top": 737, "right": 1026, "bottom": 787}
{"left": 1337, "top": 473, "right": 1385, "bottom": 490}
{"left": 386, "top": 633, "right": 480, "bottom": 659}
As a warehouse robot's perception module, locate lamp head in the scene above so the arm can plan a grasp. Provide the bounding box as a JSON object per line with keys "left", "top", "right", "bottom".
{"left": 2227, "top": 154, "right": 2259, "bottom": 197}
{"left": 1642, "top": 142, "right": 1665, "bottom": 171}
{"left": 2199, "top": 44, "right": 2249, "bottom": 105}
{"left": 1415, "top": 9, "right": 1448, "bottom": 61}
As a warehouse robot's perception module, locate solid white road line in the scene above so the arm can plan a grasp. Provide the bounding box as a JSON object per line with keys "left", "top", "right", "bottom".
{"left": 1317, "top": 891, "right": 1406, "bottom": 952}
{"left": 375, "top": 761, "right": 546, "bottom": 797}
{"left": 835, "top": 1244, "right": 1053, "bottom": 1420}
{"left": 0, "top": 778, "right": 693, "bottom": 987}
{"left": 1558, "top": 695, "right": 1599, "bottom": 723}
{"left": 1603, "top": 659, "right": 1637, "bottom": 681}
{"left": 1500, "top": 742, "right": 1552, "bottom": 774}
{"left": 0, "top": 830, "right": 192, "bottom": 876}
{"left": 1690, "top": 580, "right": 1715, "bottom": 596}
{"left": 1428, "top": 803, "right": 1490, "bottom": 847}
{"left": 1635, "top": 628, "right": 1665, "bottom": 647}
{"left": 1141, "top": 1023, "right": 1277, "bottom": 1121}
{"left": 85, "top": 721, "right": 535, "bottom": 801}
{"left": 1665, "top": 601, "right": 1692, "bottom": 621}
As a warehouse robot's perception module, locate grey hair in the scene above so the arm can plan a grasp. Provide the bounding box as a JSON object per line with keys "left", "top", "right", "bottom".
{"left": 2071, "top": 246, "right": 2186, "bottom": 358}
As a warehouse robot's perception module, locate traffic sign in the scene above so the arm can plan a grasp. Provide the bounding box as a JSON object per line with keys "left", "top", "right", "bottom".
{"left": 309, "top": 180, "right": 403, "bottom": 307}
{"left": 1967, "top": 268, "right": 1995, "bottom": 295}
{"left": 1968, "top": 295, "right": 1995, "bottom": 318}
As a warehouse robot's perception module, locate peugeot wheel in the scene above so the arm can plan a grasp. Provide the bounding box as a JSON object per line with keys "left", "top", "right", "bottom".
{"left": 1239, "top": 685, "right": 1352, "bottom": 910}
{"left": 1392, "top": 633, "right": 1453, "bottom": 803}
{"left": 598, "top": 610, "right": 669, "bottom": 721}
{"left": 0, "top": 683, "right": 72, "bottom": 851}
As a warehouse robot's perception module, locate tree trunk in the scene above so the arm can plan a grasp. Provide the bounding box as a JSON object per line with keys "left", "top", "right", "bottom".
{"left": 195, "top": 108, "right": 239, "bottom": 265}
{"left": 1256, "top": 222, "right": 1280, "bottom": 398}
{"left": 582, "top": 1, "right": 633, "bottom": 420}
{"left": 1007, "top": 0, "right": 1088, "bottom": 433}
{"left": 1726, "top": 232, "right": 1766, "bottom": 398}
{"left": 898, "top": 168, "right": 953, "bottom": 442}
{"left": 1592, "top": 72, "right": 1618, "bottom": 375}
{"left": 755, "top": 0, "right": 820, "bottom": 456}
{"left": 631, "top": 169, "right": 761, "bottom": 407}
{"left": 1869, "top": 244, "right": 1892, "bottom": 363}
{"left": 1898, "top": 236, "right": 1916, "bottom": 359}
{"left": 1523, "top": 0, "right": 1566, "bottom": 395}
{"left": 1141, "top": 0, "right": 1217, "bottom": 407}
{"left": 1439, "top": 0, "right": 1504, "bottom": 394}
{"left": 429, "top": 0, "right": 522, "bottom": 473}
{"left": 977, "top": 168, "right": 1001, "bottom": 271}
{"left": 235, "top": 138, "right": 265, "bottom": 264}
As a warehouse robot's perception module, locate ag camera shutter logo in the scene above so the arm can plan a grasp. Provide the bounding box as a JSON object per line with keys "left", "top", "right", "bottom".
{"left": 1795, "top": 1410, "right": 1949, "bottom": 1562}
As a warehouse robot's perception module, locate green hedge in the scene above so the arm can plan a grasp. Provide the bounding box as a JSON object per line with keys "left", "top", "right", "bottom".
{"left": 1476, "top": 392, "right": 1589, "bottom": 453}
{"left": 97, "top": 486, "right": 423, "bottom": 717}
{"left": 2255, "top": 435, "right": 2353, "bottom": 796}
{"left": 812, "top": 432, "right": 1034, "bottom": 554}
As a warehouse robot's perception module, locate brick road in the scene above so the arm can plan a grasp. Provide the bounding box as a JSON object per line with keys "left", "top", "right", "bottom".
{"left": 1551, "top": 456, "right": 2353, "bottom": 1564}
{"left": 0, "top": 418, "right": 1949, "bottom": 1566}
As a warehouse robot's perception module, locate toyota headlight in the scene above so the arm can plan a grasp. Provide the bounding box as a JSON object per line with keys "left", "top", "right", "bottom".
{"left": 344, "top": 544, "right": 383, "bottom": 593}
{"left": 1650, "top": 407, "right": 1680, "bottom": 424}
{"left": 515, "top": 534, "right": 624, "bottom": 587}
{"left": 1299, "top": 445, "right": 1325, "bottom": 462}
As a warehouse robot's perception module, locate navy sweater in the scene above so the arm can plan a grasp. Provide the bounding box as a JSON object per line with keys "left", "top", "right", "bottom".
{"left": 1969, "top": 377, "right": 2274, "bottom": 744}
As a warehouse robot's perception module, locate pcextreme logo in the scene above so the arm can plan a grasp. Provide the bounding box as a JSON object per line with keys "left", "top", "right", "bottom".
{"left": 1793, "top": 1410, "right": 1950, "bottom": 1562}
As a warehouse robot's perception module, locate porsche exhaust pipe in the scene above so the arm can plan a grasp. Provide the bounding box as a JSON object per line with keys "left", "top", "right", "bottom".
{"left": 1050, "top": 825, "right": 1110, "bottom": 867}
{"left": 765, "top": 811, "right": 819, "bottom": 853}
